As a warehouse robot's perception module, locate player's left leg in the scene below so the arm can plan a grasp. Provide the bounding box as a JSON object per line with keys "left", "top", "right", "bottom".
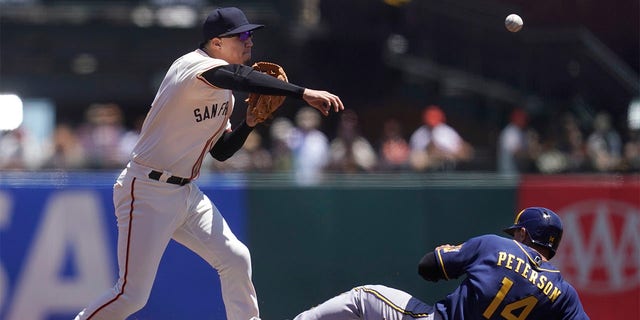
{"left": 76, "top": 170, "right": 186, "bottom": 320}
{"left": 172, "top": 185, "right": 258, "bottom": 320}
{"left": 292, "top": 288, "right": 362, "bottom": 320}
{"left": 293, "top": 285, "right": 438, "bottom": 320}
{"left": 356, "top": 285, "right": 437, "bottom": 320}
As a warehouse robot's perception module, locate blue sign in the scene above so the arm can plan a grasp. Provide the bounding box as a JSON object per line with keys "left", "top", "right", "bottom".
{"left": 0, "top": 172, "right": 248, "bottom": 320}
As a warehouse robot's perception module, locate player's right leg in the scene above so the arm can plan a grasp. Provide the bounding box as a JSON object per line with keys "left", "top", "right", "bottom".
{"left": 75, "top": 168, "right": 187, "bottom": 319}
{"left": 293, "top": 285, "right": 438, "bottom": 320}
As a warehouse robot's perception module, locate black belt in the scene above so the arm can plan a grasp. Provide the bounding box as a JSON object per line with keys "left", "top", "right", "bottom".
{"left": 148, "top": 170, "right": 191, "bottom": 186}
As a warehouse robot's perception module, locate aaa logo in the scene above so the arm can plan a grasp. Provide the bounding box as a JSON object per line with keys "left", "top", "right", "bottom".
{"left": 554, "top": 200, "right": 640, "bottom": 293}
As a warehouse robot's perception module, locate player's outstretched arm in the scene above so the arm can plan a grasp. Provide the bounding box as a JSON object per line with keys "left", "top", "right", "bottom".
{"left": 302, "top": 89, "right": 344, "bottom": 116}
{"left": 202, "top": 65, "right": 344, "bottom": 113}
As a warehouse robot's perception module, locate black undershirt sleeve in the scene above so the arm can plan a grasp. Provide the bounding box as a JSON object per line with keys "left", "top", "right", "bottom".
{"left": 202, "top": 64, "right": 305, "bottom": 99}
{"left": 417, "top": 251, "right": 446, "bottom": 282}
{"left": 209, "top": 120, "right": 254, "bottom": 161}
{"left": 204, "top": 64, "right": 305, "bottom": 161}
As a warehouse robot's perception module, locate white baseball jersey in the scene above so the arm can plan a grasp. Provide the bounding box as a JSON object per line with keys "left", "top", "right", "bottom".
{"left": 75, "top": 48, "right": 260, "bottom": 320}
{"left": 132, "top": 48, "right": 233, "bottom": 179}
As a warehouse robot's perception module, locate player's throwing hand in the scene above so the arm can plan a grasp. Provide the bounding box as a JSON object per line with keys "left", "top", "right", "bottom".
{"left": 302, "top": 89, "right": 344, "bottom": 116}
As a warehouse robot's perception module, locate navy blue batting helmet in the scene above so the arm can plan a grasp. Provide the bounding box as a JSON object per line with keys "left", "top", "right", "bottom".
{"left": 503, "top": 207, "right": 563, "bottom": 259}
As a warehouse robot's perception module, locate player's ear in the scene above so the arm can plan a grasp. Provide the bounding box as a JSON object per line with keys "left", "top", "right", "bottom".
{"left": 211, "top": 38, "right": 223, "bottom": 48}
{"left": 513, "top": 227, "right": 527, "bottom": 242}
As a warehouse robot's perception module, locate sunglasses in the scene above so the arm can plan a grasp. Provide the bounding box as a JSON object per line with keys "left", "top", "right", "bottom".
{"left": 221, "top": 31, "right": 254, "bottom": 41}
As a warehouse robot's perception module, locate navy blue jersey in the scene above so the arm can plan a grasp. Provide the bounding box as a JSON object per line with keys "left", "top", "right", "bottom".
{"left": 433, "top": 234, "right": 589, "bottom": 320}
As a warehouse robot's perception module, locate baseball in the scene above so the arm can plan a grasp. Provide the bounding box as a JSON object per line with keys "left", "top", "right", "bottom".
{"left": 505, "top": 14, "right": 523, "bottom": 32}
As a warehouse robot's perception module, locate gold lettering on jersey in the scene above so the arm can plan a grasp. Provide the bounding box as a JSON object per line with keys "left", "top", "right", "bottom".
{"left": 443, "top": 244, "right": 462, "bottom": 252}
{"left": 514, "top": 257, "right": 525, "bottom": 273}
{"left": 495, "top": 251, "right": 562, "bottom": 302}
{"left": 537, "top": 275, "right": 547, "bottom": 289}
{"left": 543, "top": 281, "right": 554, "bottom": 295}
{"left": 497, "top": 252, "right": 507, "bottom": 265}
{"left": 521, "top": 262, "right": 531, "bottom": 278}
{"left": 505, "top": 254, "right": 514, "bottom": 269}
{"left": 193, "top": 101, "right": 230, "bottom": 122}
{"left": 548, "top": 287, "right": 561, "bottom": 301}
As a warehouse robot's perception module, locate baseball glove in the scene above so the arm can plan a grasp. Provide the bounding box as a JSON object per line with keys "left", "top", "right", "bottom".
{"left": 245, "top": 61, "right": 289, "bottom": 124}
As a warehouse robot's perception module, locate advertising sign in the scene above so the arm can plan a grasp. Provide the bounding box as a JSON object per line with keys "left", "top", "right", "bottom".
{"left": 519, "top": 175, "right": 640, "bottom": 320}
{"left": 0, "top": 172, "right": 247, "bottom": 320}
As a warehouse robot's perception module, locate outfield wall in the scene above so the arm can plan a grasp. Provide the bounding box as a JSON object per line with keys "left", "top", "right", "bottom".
{"left": 0, "top": 172, "right": 637, "bottom": 320}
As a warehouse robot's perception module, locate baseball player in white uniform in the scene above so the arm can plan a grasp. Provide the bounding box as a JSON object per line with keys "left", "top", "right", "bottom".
{"left": 74, "top": 7, "right": 343, "bottom": 320}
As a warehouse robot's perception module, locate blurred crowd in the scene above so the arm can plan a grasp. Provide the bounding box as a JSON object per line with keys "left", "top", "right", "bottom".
{"left": 1, "top": 102, "right": 639, "bottom": 183}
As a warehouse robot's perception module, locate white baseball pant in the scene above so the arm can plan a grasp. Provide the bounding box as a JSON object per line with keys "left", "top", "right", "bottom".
{"left": 75, "top": 162, "right": 259, "bottom": 320}
{"left": 293, "top": 285, "right": 441, "bottom": 320}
